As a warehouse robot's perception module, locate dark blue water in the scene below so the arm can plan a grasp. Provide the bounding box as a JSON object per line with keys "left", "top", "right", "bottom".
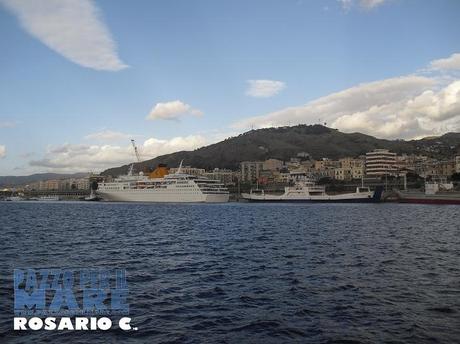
{"left": 0, "top": 202, "right": 459, "bottom": 343}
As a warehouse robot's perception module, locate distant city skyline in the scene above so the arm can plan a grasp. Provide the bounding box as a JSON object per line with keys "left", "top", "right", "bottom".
{"left": 0, "top": 0, "right": 459, "bottom": 175}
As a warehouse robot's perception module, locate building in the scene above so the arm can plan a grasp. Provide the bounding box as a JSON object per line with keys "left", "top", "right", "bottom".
{"left": 314, "top": 158, "right": 339, "bottom": 179}
{"left": 274, "top": 168, "right": 291, "bottom": 183}
{"left": 76, "top": 178, "right": 90, "bottom": 190}
{"left": 203, "top": 168, "right": 235, "bottom": 185}
{"left": 263, "top": 159, "right": 284, "bottom": 171}
{"left": 257, "top": 170, "right": 275, "bottom": 185}
{"left": 169, "top": 166, "right": 205, "bottom": 176}
{"left": 334, "top": 168, "right": 352, "bottom": 181}
{"left": 44, "top": 180, "right": 60, "bottom": 190}
{"left": 296, "top": 152, "right": 311, "bottom": 160}
{"left": 240, "top": 161, "right": 264, "bottom": 182}
{"left": 438, "top": 160, "right": 456, "bottom": 177}
{"left": 365, "top": 149, "right": 397, "bottom": 177}
{"left": 337, "top": 157, "right": 364, "bottom": 181}
{"left": 351, "top": 166, "right": 364, "bottom": 180}
{"left": 456, "top": 156, "right": 460, "bottom": 173}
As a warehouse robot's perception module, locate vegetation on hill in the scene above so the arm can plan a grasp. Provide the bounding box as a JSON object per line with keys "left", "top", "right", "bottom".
{"left": 102, "top": 125, "right": 460, "bottom": 176}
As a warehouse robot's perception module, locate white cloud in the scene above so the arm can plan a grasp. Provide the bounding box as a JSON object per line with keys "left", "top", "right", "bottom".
{"left": 234, "top": 53, "right": 460, "bottom": 139}
{"left": 84, "top": 130, "right": 134, "bottom": 141}
{"left": 359, "top": 0, "right": 386, "bottom": 9}
{"left": 28, "top": 135, "right": 207, "bottom": 172}
{"left": 0, "top": 145, "right": 6, "bottom": 158}
{"left": 338, "top": 0, "right": 353, "bottom": 10}
{"left": 1, "top": 0, "right": 128, "bottom": 71}
{"left": 338, "top": 0, "right": 387, "bottom": 10}
{"left": 430, "top": 53, "right": 460, "bottom": 71}
{"left": 234, "top": 75, "right": 436, "bottom": 135}
{"left": 246, "top": 80, "right": 286, "bottom": 98}
{"left": 233, "top": 68, "right": 460, "bottom": 140}
{"left": 146, "top": 100, "right": 203, "bottom": 121}
{"left": 143, "top": 135, "right": 207, "bottom": 156}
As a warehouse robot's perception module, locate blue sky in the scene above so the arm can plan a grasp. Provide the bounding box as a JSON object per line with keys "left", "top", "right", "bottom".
{"left": 0, "top": 0, "right": 459, "bottom": 175}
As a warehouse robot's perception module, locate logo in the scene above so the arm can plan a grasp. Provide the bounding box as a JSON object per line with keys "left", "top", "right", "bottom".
{"left": 13, "top": 268, "right": 137, "bottom": 331}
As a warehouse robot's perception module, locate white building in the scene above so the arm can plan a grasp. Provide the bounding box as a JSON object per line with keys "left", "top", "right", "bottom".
{"left": 365, "top": 149, "right": 397, "bottom": 177}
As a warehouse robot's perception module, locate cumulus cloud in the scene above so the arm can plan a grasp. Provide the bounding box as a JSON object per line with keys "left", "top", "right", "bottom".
{"left": 246, "top": 80, "right": 286, "bottom": 98}
{"left": 0, "top": 145, "right": 6, "bottom": 158}
{"left": 28, "top": 135, "right": 207, "bottom": 172}
{"left": 84, "top": 130, "right": 134, "bottom": 141}
{"left": 1, "top": 0, "right": 128, "bottom": 71}
{"left": 234, "top": 75, "right": 441, "bottom": 137}
{"left": 142, "top": 135, "right": 207, "bottom": 156}
{"left": 430, "top": 53, "right": 460, "bottom": 71}
{"left": 233, "top": 62, "right": 460, "bottom": 140}
{"left": 146, "top": 100, "right": 203, "bottom": 121}
{"left": 234, "top": 52, "right": 460, "bottom": 139}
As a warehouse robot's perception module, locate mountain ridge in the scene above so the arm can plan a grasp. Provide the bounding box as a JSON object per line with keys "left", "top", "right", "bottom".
{"left": 102, "top": 125, "right": 460, "bottom": 177}
{"left": 0, "top": 172, "right": 88, "bottom": 187}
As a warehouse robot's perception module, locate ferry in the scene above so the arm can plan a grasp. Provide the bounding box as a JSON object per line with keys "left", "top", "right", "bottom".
{"left": 396, "top": 180, "right": 460, "bottom": 205}
{"left": 242, "top": 180, "right": 383, "bottom": 203}
{"left": 97, "top": 162, "right": 229, "bottom": 203}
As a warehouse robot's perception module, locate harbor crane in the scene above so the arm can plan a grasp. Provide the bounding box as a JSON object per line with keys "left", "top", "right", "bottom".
{"left": 127, "top": 139, "right": 142, "bottom": 176}
{"left": 131, "top": 139, "right": 141, "bottom": 163}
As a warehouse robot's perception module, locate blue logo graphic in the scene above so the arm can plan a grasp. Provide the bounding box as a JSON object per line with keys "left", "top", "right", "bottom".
{"left": 14, "top": 269, "right": 129, "bottom": 316}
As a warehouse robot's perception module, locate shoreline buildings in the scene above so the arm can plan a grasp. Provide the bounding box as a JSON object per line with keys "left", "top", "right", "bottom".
{"left": 4, "top": 151, "right": 460, "bottom": 192}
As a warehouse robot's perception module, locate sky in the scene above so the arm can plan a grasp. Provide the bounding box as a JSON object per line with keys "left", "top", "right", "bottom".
{"left": 0, "top": 0, "right": 460, "bottom": 175}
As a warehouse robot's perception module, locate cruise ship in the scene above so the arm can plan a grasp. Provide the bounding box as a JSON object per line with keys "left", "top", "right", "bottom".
{"left": 97, "top": 163, "right": 229, "bottom": 203}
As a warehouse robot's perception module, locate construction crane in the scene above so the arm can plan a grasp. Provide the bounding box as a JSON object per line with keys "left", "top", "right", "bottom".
{"left": 131, "top": 139, "right": 141, "bottom": 163}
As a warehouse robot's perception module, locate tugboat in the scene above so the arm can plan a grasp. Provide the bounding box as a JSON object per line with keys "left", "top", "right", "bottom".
{"left": 84, "top": 188, "right": 100, "bottom": 202}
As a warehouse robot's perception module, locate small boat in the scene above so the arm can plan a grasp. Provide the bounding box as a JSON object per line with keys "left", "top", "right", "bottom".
{"left": 84, "top": 189, "right": 100, "bottom": 201}
{"left": 242, "top": 180, "right": 383, "bottom": 203}
{"left": 396, "top": 180, "right": 460, "bottom": 205}
{"left": 4, "top": 196, "right": 24, "bottom": 202}
{"left": 38, "top": 195, "right": 60, "bottom": 201}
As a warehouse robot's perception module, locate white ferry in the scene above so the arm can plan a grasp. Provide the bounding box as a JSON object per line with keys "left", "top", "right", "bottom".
{"left": 242, "top": 180, "right": 383, "bottom": 203}
{"left": 97, "top": 162, "right": 229, "bottom": 203}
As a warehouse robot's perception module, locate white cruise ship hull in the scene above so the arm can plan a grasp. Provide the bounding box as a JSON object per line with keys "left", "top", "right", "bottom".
{"left": 97, "top": 190, "right": 229, "bottom": 203}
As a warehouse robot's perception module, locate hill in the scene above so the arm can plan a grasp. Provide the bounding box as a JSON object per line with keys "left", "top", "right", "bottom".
{"left": 0, "top": 172, "right": 88, "bottom": 187}
{"left": 102, "top": 125, "right": 460, "bottom": 176}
